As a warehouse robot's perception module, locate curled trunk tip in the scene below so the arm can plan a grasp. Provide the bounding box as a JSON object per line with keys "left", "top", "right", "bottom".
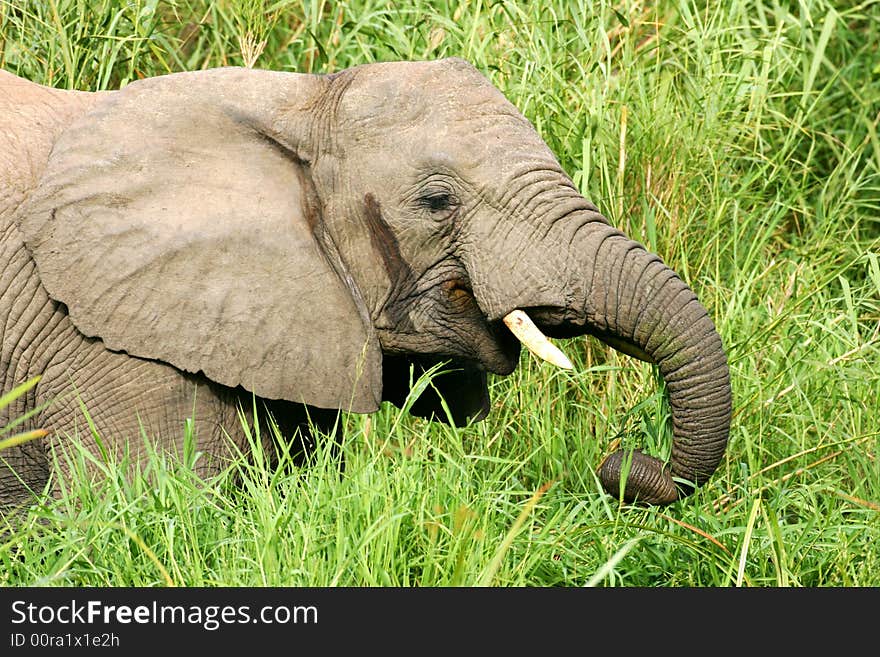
{"left": 598, "top": 449, "right": 680, "bottom": 506}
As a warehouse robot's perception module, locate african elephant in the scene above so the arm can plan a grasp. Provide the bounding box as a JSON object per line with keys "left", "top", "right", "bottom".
{"left": 0, "top": 58, "right": 730, "bottom": 512}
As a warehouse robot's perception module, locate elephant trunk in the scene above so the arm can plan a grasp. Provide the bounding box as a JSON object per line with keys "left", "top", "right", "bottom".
{"left": 585, "top": 231, "right": 731, "bottom": 503}
{"left": 520, "top": 223, "right": 731, "bottom": 504}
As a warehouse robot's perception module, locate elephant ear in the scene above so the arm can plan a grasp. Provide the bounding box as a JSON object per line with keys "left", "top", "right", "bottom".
{"left": 18, "top": 68, "right": 382, "bottom": 413}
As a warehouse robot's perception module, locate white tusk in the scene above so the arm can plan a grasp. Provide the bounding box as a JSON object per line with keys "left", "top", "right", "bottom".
{"left": 502, "top": 309, "right": 574, "bottom": 370}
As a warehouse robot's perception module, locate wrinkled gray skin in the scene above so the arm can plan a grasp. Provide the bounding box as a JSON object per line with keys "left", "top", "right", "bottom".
{"left": 0, "top": 59, "right": 730, "bottom": 513}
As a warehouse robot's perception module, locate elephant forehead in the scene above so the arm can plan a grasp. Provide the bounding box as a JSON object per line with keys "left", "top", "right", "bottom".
{"left": 340, "top": 97, "right": 558, "bottom": 178}
{"left": 338, "top": 59, "right": 533, "bottom": 139}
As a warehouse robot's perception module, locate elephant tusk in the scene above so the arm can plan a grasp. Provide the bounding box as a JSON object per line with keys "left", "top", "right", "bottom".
{"left": 502, "top": 309, "right": 574, "bottom": 370}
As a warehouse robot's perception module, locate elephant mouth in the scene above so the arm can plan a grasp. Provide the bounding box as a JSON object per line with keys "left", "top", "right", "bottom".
{"left": 431, "top": 276, "right": 522, "bottom": 375}
{"left": 443, "top": 278, "right": 475, "bottom": 304}
{"left": 381, "top": 284, "right": 574, "bottom": 426}
{"left": 445, "top": 282, "right": 574, "bottom": 375}
{"left": 380, "top": 306, "right": 572, "bottom": 427}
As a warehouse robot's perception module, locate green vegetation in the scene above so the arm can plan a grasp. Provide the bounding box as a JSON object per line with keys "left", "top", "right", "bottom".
{"left": 2, "top": 0, "right": 878, "bottom": 586}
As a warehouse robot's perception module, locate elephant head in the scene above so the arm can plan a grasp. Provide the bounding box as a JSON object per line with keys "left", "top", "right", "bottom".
{"left": 18, "top": 58, "right": 730, "bottom": 505}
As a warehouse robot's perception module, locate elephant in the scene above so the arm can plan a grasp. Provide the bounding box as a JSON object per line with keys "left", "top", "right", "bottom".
{"left": 0, "top": 58, "right": 731, "bottom": 513}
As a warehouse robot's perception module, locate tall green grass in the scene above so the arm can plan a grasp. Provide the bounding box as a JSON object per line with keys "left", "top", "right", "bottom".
{"left": 1, "top": 0, "right": 878, "bottom": 586}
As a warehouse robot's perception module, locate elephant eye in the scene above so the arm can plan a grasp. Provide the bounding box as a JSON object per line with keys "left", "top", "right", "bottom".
{"left": 418, "top": 191, "right": 457, "bottom": 214}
